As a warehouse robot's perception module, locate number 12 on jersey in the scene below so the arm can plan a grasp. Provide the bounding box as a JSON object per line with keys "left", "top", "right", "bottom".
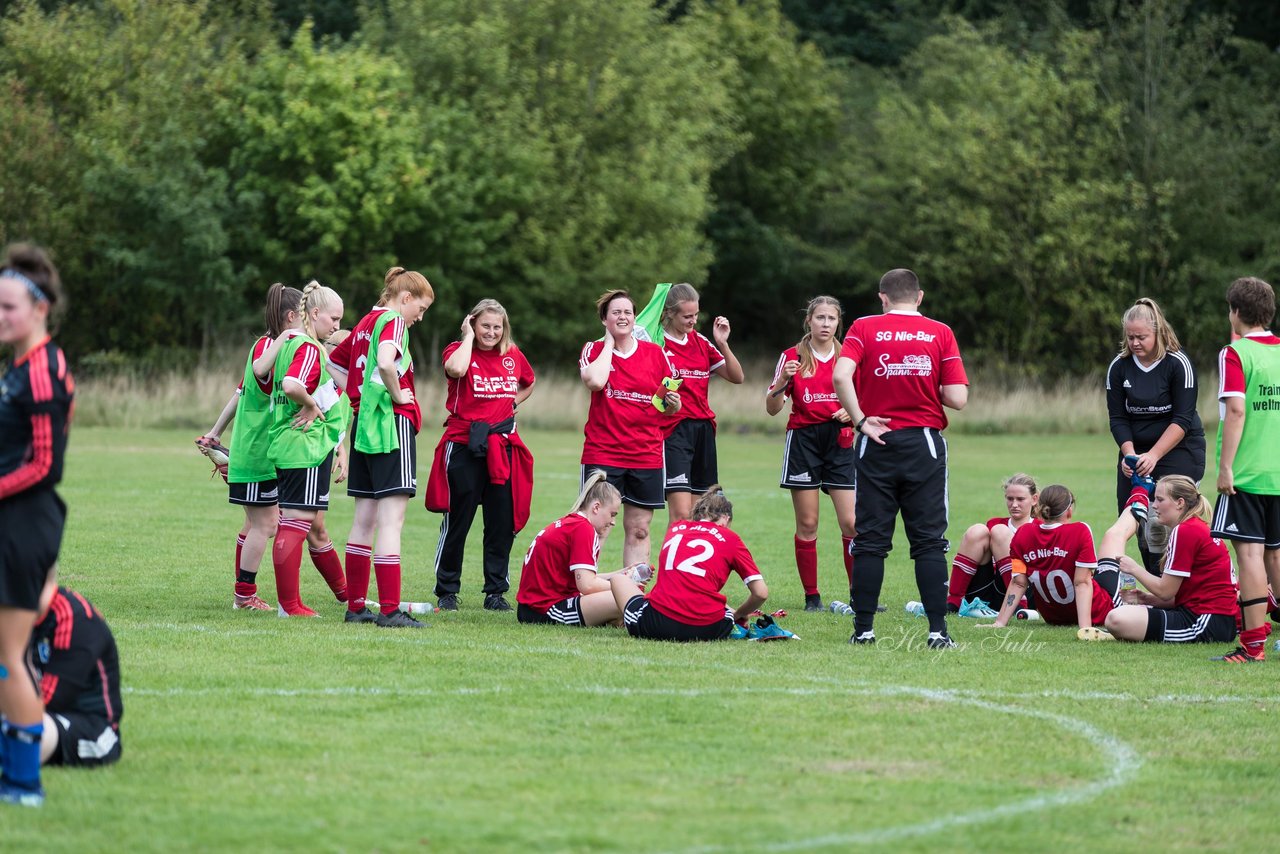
{"left": 661, "top": 533, "right": 714, "bottom": 577}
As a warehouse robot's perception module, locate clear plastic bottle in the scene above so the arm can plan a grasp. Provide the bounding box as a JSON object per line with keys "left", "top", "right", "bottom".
{"left": 904, "top": 600, "right": 925, "bottom": 617}
{"left": 829, "top": 600, "right": 854, "bottom": 615}
{"left": 366, "top": 600, "right": 435, "bottom": 614}
{"left": 1015, "top": 608, "right": 1041, "bottom": 621}
{"left": 627, "top": 563, "right": 653, "bottom": 585}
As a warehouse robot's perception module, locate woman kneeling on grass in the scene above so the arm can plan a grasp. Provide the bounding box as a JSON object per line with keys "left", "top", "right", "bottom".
{"left": 978, "top": 484, "right": 1120, "bottom": 640}
{"left": 610, "top": 486, "right": 768, "bottom": 642}
{"left": 515, "top": 471, "right": 633, "bottom": 627}
{"left": 1097, "top": 475, "right": 1239, "bottom": 644}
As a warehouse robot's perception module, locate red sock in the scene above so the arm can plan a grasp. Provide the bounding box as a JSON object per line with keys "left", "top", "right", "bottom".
{"left": 233, "top": 533, "right": 256, "bottom": 597}
{"left": 841, "top": 536, "right": 855, "bottom": 586}
{"left": 345, "top": 543, "right": 372, "bottom": 612}
{"left": 1126, "top": 487, "right": 1150, "bottom": 515}
{"left": 948, "top": 553, "right": 978, "bottom": 609}
{"left": 995, "top": 556, "right": 1014, "bottom": 589}
{"left": 1241, "top": 624, "right": 1269, "bottom": 658}
{"left": 273, "top": 518, "right": 310, "bottom": 609}
{"left": 373, "top": 554, "right": 402, "bottom": 615}
{"left": 794, "top": 536, "right": 818, "bottom": 596}
{"left": 309, "top": 542, "right": 347, "bottom": 601}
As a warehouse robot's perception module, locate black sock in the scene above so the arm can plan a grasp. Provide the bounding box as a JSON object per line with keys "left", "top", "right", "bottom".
{"left": 237, "top": 569, "right": 257, "bottom": 585}
{"left": 852, "top": 554, "right": 885, "bottom": 635}
{"left": 914, "top": 552, "right": 949, "bottom": 635}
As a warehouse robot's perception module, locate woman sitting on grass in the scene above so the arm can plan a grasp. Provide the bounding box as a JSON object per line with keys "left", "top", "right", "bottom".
{"left": 515, "top": 471, "right": 633, "bottom": 627}
{"left": 1098, "top": 475, "right": 1239, "bottom": 644}
{"left": 978, "top": 484, "right": 1119, "bottom": 640}
{"left": 946, "top": 473, "right": 1039, "bottom": 618}
{"left": 609, "top": 485, "right": 768, "bottom": 642}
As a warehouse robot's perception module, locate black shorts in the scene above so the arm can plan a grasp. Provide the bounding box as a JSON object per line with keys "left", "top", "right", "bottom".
{"left": 622, "top": 595, "right": 733, "bottom": 642}
{"left": 46, "top": 712, "right": 121, "bottom": 768}
{"left": 780, "top": 422, "right": 855, "bottom": 491}
{"left": 664, "top": 419, "right": 718, "bottom": 495}
{"left": 347, "top": 413, "right": 418, "bottom": 499}
{"left": 965, "top": 562, "right": 1010, "bottom": 610}
{"left": 581, "top": 464, "right": 664, "bottom": 510}
{"left": 517, "top": 598, "right": 584, "bottom": 626}
{"left": 0, "top": 489, "right": 65, "bottom": 610}
{"left": 276, "top": 451, "right": 334, "bottom": 511}
{"left": 1212, "top": 489, "right": 1280, "bottom": 549}
{"left": 1142, "top": 606, "right": 1237, "bottom": 643}
{"left": 228, "top": 479, "right": 278, "bottom": 507}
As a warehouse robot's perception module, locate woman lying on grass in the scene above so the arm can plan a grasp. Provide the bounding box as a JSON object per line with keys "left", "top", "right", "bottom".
{"left": 1098, "top": 475, "right": 1239, "bottom": 644}
{"left": 610, "top": 485, "right": 768, "bottom": 642}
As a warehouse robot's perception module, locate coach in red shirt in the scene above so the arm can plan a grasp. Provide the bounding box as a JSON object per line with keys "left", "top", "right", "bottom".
{"left": 834, "top": 269, "right": 969, "bottom": 649}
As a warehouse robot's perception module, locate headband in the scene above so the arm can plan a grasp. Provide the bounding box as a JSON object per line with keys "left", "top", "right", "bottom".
{"left": 0, "top": 268, "right": 48, "bottom": 303}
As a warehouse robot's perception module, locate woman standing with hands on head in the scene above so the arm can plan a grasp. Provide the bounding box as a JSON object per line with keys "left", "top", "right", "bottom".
{"left": 1106, "top": 298, "right": 1205, "bottom": 573}
{"left": 766, "top": 296, "right": 856, "bottom": 611}
{"left": 328, "top": 267, "right": 434, "bottom": 628}
{"left": 265, "top": 281, "right": 350, "bottom": 618}
{"left": 426, "top": 300, "right": 535, "bottom": 612}
{"left": 579, "top": 290, "right": 682, "bottom": 569}
{"left": 659, "top": 284, "right": 744, "bottom": 522}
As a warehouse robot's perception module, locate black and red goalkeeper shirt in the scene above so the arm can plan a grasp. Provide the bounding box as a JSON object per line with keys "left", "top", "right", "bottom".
{"left": 0, "top": 336, "right": 74, "bottom": 500}
{"left": 30, "top": 587, "right": 122, "bottom": 727}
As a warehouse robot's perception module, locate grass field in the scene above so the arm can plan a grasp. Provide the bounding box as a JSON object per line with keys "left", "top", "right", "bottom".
{"left": 5, "top": 427, "right": 1277, "bottom": 852}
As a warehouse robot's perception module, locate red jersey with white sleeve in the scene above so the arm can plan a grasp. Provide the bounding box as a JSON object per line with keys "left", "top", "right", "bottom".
{"left": 987, "top": 516, "right": 1036, "bottom": 533}
{"left": 771, "top": 346, "right": 841, "bottom": 430}
{"left": 579, "top": 338, "right": 677, "bottom": 468}
{"left": 648, "top": 521, "right": 763, "bottom": 625}
{"left": 1218, "top": 331, "right": 1280, "bottom": 399}
{"left": 1162, "top": 516, "right": 1238, "bottom": 616}
{"left": 841, "top": 310, "right": 968, "bottom": 430}
{"left": 442, "top": 343, "right": 535, "bottom": 431}
{"left": 282, "top": 331, "right": 323, "bottom": 395}
{"left": 1010, "top": 521, "right": 1112, "bottom": 626}
{"left": 329, "top": 306, "right": 420, "bottom": 432}
{"left": 516, "top": 513, "right": 601, "bottom": 611}
{"left": 238, "top": 335, "right": 273, "bottom": 395}
{"left": 663, "top": 331, "right": 725, "bottom": 427}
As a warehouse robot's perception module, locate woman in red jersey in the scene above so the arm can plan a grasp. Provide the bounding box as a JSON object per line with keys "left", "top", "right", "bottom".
{"left": 516, "top": 471, "right": 632, "bottom": 627}
{"left": 610, "top": 485, "right": 768, "bottom": 642}
{"left": 427, "top": 299, "right": 535, "bottom": 612}
{"left": 946, "top": 473, "right": 1039, "bottom": 616}
{"left": 658, "top": 283, "right": 744, "bottom": 522}
{"left": 0, "top": 243, "right": 73, "bottom": 807}
{"left": 980, "top": 484, "right": 1119, "bottom": 638}
{"left": 328, "top": 267, "right": 434, "bottom": 628}
{"left": 1099, "top": 475, "right": 1239, "bottom": 643}
{"left": 579, "top": 290, "right": 681, "bottom": 569}
{"left": 765, "top": 296, "right": 856, "bottom": 611}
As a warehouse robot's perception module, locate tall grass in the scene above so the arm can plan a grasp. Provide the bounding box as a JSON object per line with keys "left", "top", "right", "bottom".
{"left": 72, "top": 358, "right": 1224, "bottom": 436}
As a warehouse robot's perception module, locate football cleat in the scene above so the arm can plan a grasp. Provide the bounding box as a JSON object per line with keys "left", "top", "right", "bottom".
{"left": 195, "top": 436, "right": 231, "bottom": 483}
{"left": 926, "top": 632, "right": 957, "bottom": 650}
{"left": 848, "top": 630, "right": 876, "bottom": 645}
{"left": 277, "top": 602, "right": 318, "bottom": 618}
{"left": 1076, "top": 627, "right": 1116, "bottom": 642}
{"left": 749, "top": 615, "right": 799, "bottom": 641}
{"left": 233, "top": 593, "right": 273, "bottom": 611}
{"left": 483, "top": 594, "right": 513, "bottom": 612}
{"left": 436, "top": 594, "right": 459, "bottom": 611}
{"left": 1212, "top": 645, "right": 1264, "bottom": 663}
{"left": 376, "top": 609, "right": 427, "bottom": 629}
{"left": 1123, "top": 455, "right": 1155, "bottom": 495}
{"left": 958, "top": 597, "right": 999, "bottom": 619}
{"left": 0, "top": 780, "right": 44, "bottom": 808}
{"left": 343, "top": 607, "right": 378, "bottom": 624}
{"left": 729, "top": 622, "right": 751, "bottom": 640}
{"left": 803, "top": 593, "right": 823, "bottom": 612}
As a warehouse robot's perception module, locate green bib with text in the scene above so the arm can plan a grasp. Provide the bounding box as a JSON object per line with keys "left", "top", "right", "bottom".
{"left": 1217, "top": 337, "right": 1280, "bottom": 494}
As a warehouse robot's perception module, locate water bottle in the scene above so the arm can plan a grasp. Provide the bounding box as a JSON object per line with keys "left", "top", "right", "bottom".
{"left": 904, "top": 600, "right": 925, "bottom": 617}
{"left": 1015, "top": 608, "right": 1041, "bottom": 621}
{"left": 627, "top": 563, "right": 653, "bottom": 585}
{"left": 366, "top": 600, "right": 435, "bottom": 614}
{"left": 1119, "top": 572, "right": 1138, "bottom": 602}
{"left": 829, "top": 600, "right": 854, "bottom": 615}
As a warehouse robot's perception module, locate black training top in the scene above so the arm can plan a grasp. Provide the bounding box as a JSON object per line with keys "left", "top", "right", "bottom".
{"left": 1105, "top": 349, "right": 1204, "bottom": 454}
{"left": 0, "top": 337, "right": 74, "bottom": 501}
{"left": 31, "top": 587, "right": 123, "bottom": 726}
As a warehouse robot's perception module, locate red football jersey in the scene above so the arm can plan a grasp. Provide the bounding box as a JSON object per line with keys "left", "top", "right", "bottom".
{"left": 329, "top": 306, "right": 421, "bottom": 431}
{"left": 841, "top": 311, "right": 968, "bottom": 431}
{"left": 662, "top": 331, "right": 725, "bottom": 427}
{"left": 1163, "top": 516, "right": 1238, "bottom": 616}
{"left": 770, "top": 346, "right": 842, "bottom": 430}
{"left": 237, "top": 335, "right": 274, "bottom": 395}
{"left": 1010, "top": 521, "right": 1111, "bottom": 626}
{"left": 986, "top": 516, "right": 1036, "bottom": 533}
{"left": 1218, "top": 332, "right": 1280, "bottom": 398}
{"left": 516, "top": 513, "right": 601, "bottom": 611}
{"left": 579, "top": 338, "right": 677, "bottom": 468}
{"left": 442, "top": 342, "right": 535, "bottom": 429}
{"left": 648, "top": 521, "right": 763, "bottom": 625}
{"left": 283, "top": 332, "right": 322, "bottom": 395}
